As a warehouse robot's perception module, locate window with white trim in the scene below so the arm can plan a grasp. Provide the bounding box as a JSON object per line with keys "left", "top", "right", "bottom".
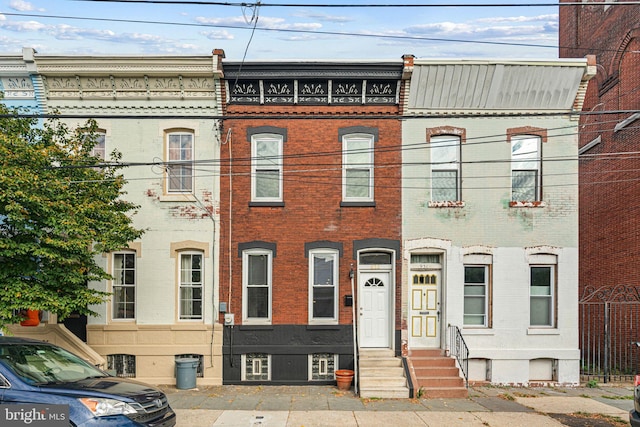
{"left": 167, "top": 131, "right": 194, "bottom": 193}
{"left": 90, "top": 131, "right": 106, "bottom": 160}
{"left": 511, "top": 135, "right": 541, "bottom": 202}
{"left": 431, "top": 135, "right": 461, "bottom": 201}
{"left": 530, "top": 265, "right": 555, "bottom": 327}
{"left": 309, "top": 250, "right": 338, "bottom": 323}
{"left": 342, "top": 134, "right": 374, "bottom": 201}
{"left": 242, "top": 353, "right": 270, "bottom": 381}
{"left": 463, "top": 266, "right": 488, "bottom": 327}
{"left": 112, "top": 252, "right": 136, "bottom": 320}
{"left": 179, "top": 252, "right": 203, "bottom": 320}
{"left": 243, "top": 250, "right": 272, "bottom": 323}
{"left": 309, "top": 353, "right": 337, "bottom": 381}
{"left": 251, "top": 134, "right": 283, "bottom": 201}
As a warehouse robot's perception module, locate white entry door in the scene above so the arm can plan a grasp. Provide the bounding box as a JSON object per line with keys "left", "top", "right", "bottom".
{"left": 409, "top": 269, "right": 441, "bottom": 348}
{"left": 359, "top": 271, "right": 390, "bottom": 348}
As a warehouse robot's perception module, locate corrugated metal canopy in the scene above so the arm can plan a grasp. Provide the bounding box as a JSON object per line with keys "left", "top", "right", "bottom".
{"left": 407, "top": 61, "right": 587, "bottom": 112}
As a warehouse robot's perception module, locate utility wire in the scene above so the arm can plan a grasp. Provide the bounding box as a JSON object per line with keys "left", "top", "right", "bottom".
{"left": 69, "top": 1, "right": 640, "bottom": 7}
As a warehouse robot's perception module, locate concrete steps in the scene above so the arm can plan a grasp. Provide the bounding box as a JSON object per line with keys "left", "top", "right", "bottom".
{"left": 408, "top": 349, "right": 468, "bottom": 399}
{"left": 358, "top": 349, "right": 409, "bottom": 399}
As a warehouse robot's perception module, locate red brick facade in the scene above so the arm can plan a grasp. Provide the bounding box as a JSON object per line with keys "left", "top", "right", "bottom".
{"left": 560, "top": 1, "right": 640, "bottom": 291}
{"left": 217, "top": 61, "right": 405, "bottom": 383}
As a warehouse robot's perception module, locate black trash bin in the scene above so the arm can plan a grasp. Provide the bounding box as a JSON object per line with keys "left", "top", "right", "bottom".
{"left": 175, "top": 358, "right": 199, "bottom": 389}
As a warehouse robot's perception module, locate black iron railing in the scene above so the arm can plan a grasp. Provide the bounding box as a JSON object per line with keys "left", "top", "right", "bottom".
{"left": 448, "top": 324, "right": 469, "bottom": 387}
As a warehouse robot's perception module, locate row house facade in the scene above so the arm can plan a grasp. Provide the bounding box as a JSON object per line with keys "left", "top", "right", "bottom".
{"left": 218, "top": 59, "right": 405, "bottom": 395}
{"left": 2, "top": 48, "right": 225, "bottom": 386}
{"left": 1, "top": 48, "right": 593, "bottom": 392}
{"left": 402, "top": 58, "right": 594, "bottom": 388}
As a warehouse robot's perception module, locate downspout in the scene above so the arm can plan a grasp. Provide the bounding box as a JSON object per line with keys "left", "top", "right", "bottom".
{"left": 350, "top": 264, "right": 358, "bottom": 394}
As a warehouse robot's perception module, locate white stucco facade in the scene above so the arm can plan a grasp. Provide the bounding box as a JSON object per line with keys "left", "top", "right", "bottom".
{"left": 401, "top": 58, "right": 594, "bottom": 385}
{"left": 20, "top": 50, "right": 226, "bottom": 386}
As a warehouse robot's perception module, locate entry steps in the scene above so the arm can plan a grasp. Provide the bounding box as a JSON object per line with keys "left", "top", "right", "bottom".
{"left": 408, "top": 349, "right": 468, "bottom": 398}
{"left": 358, "top": 349, "right": 410, "bottom": 398}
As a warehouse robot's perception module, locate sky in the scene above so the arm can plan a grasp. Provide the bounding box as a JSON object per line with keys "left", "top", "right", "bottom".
{"left": 0, "top": 0, "right": 560, "bottom": 60}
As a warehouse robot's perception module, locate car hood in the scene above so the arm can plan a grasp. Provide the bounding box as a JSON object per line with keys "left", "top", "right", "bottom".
{"left": 40, "top": 376, "right": 165, "bottom": 403}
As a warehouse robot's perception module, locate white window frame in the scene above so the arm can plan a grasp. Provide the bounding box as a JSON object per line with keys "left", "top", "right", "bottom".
{"left": 342, "top": 134, "right": 374, "bottom": 202}
{"left": 179, "top": 251, "right": 204, "bottom": 321}
{"left": 251, "top": 134, "right": 283, "bottom": 202}
{"left": 308, "top": 353, "right": 338, "bottom": 381}
{"left": 242, "top": 353, "right": 271, "bottom": 381}
{"left": 166, "top": 131, "right": 194, "bottom": 193}
{"left": 90, "top": 131, "right": 106, "bottom": 160}
{"left": 308, "top": 250, "right": 339, "bottom": 324}
{"left": 511, "top": 135, "right": 541, "bottom": 202}
{"left": 529, "top": 265, "right": 556, "bottom": 328}
{"left": 112, "top": 251, "right": 136, "bottom": 320}
{"left": 430, "top": 135, "right": 461, "bottom": 202}
{"left": 463, "top": 265, "right": 488, "bottom": 327}
{"left": 242, "top": 249, "right": 272, "bottom": 324}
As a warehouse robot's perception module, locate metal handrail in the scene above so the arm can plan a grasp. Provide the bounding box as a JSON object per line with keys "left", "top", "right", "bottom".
{"left": 448, "top": 324, "right": 469, "bottom": 388}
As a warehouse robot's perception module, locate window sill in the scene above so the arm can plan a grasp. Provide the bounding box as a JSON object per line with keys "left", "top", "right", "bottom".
{"left": 461, "top": 328, "right": 493, "bottom": 335}
{"left": 428, "top": 201, "right": 465, "bottom": 208}
{"left": 340, "top": 201, "right": 376, "bottom": 207}
{"left": 159, "top": 194, "right": 196, "bottom": 202}
{"left": 239, "top": 324, "right": 274, "bottom": 331}
{"left": 306, "top": 324, "right": 340, "bottom": 330}
{"left": 527, "top": 328, "right": 559, "bottom": 335}
{"left": 249, "top": 201, "right": 285, "bottom": 207}
{"left": 510, "top": 201, "right": 546, "bottom": 208}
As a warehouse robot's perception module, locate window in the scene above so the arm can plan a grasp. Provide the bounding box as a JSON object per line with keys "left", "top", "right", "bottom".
{"left": 90, "top": 131, "right": 106, "bottom": 160}
{"left": 431, "top": 135, "right": 461, "bottom": 201}
{"left": 309, "top": 353, "right": 337, "bottom": 381}
{"left": 251, "top": 134, "right": 283, "bottom": 201}
{"left": 107, "top": 354, "right": 136, "bottom": 378}
{"left": 464, "top": 266, "right": 488, "bottom": 327}
{"left": 242, "top": 353, "right": 270, "bottom": 381}
{"left": 309, "top": 250, "right": 338, "bottom": 323}
{"left": 511, "top": 135, "right": 541, "bottom": 201}
{"left": 530, "top": 265, "right": 555, "bottom": 327}
{"left": 243, "top": 250, "right": 272, "bottom": 323}
{"left": 342, "top": 134, "right": 374, "bottom": 201}
{"left": 167, "top": 131, "right": 194, "bottom": 193}
{"left": 112, "top": 252, "right": 135, "bottom": 320}
{"left": 179, "top": 252, "right": 203, "bottom": 320}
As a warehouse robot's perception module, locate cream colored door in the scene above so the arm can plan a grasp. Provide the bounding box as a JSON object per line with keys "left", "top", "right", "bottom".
{"left": 359, "top": 272, "right": 390, "bottom": 348}
{"left": 409, "top": 270, "right": 441, "bottom": 348}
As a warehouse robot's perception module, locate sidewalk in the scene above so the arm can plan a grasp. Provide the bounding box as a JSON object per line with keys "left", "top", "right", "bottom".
{"left": 164, "top": 384, "right": 635, "bottom": 426}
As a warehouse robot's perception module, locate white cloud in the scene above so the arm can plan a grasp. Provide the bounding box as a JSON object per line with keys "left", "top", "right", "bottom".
{"left": 9, "top": 0, "right": 36, "bottom": 12}
{"left": 291, "top": 10, "right": 353, "bottom": 24}
{"left": 201, "top": 30, "right": 234, "bottom": 41}
{"left": 195, "top": 15, "right": 321, "bottom": 31}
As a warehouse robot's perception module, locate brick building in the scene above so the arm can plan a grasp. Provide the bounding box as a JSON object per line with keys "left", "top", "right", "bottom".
{"left": 560, "top": 1, "right": 640, "bottom": 377}
{"left": 218, "top": 58, "right": 406, "bottom": 394}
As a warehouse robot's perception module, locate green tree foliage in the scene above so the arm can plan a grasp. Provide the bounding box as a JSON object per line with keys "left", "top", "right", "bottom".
{"left": 0, "top": 106, "right": 144, "bottom": 329}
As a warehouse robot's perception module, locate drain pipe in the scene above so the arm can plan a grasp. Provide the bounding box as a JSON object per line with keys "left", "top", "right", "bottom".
{"left": 350, "top": 264, "right": 358, "bottom": 394}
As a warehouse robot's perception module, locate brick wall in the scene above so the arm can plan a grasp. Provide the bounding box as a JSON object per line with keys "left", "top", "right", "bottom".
{"left": 219, "top": 103, "right": 403, "bottom": 326}
{"left": 560, "top": 2, "right": 640, "bottom": 292}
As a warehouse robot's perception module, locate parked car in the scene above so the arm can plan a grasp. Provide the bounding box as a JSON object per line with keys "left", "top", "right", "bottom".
{"left": 631, "top": 374, "right": 640, "bottom": 427}
{"left": 0, "top": 337, "right": 176, "bottom": 426}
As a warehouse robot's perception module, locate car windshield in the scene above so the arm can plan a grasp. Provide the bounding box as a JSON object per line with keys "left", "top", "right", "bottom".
{"left": 0, "top": 343, "right": 108, "bottom": 385}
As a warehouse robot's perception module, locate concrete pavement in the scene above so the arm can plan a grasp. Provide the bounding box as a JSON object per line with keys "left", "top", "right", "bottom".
{"left": 164, "top": 383, "right": 635, "bottom": 426}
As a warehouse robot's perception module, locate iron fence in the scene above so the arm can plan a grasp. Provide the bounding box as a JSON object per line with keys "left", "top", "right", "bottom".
{"left": 579, "top": 284, "right": 640, "bottom": 382}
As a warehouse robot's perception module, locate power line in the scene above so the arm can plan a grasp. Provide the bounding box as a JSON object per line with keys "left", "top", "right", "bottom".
{"left": 69, "top": 1, "right": 640, "bottom": 7}
{"left": 1, "top": 11, "right": 563, "bottom": 52}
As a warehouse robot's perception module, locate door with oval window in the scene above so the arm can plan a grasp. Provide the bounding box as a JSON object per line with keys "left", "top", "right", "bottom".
{"left": 359, "top": 271, "right": 390, "bottom": 348}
